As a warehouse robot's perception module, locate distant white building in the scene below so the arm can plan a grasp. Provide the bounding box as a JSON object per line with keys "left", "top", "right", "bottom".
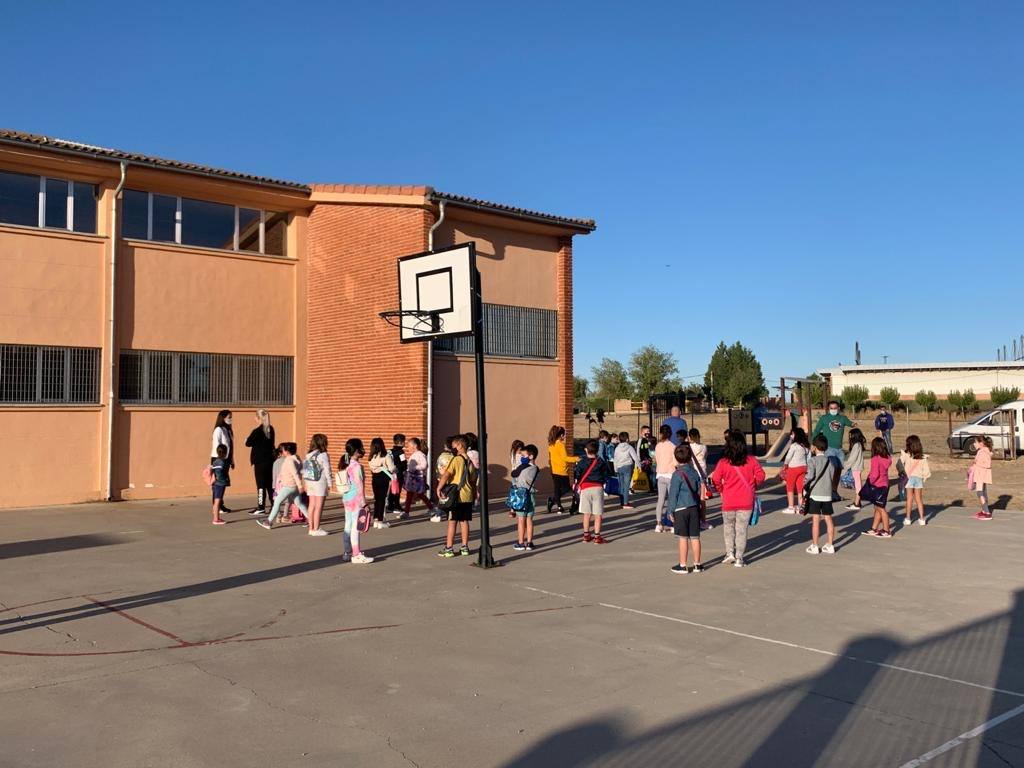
{"left": 818, "top": 362, "right": 1024, "bottom": 400}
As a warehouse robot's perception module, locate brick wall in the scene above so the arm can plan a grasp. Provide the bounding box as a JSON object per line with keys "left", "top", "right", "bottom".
{"left": 306, "top": 203, "right": 431, "bottom": 461}
{"left": 556, "top": 236, "right": 574, "bottom": 444}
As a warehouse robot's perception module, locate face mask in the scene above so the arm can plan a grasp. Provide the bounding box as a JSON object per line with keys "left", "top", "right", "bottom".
{"left": 829, "top": 408, "right": 838, "bottom": 415}
{"left": 520, "top": 456, "right": 530, "bottom": 465}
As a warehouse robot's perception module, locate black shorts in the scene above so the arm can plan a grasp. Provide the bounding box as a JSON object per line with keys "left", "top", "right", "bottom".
{"left": 449, "top": 502, "right": 473, "bottom": 522}
{"left": 673, "top": 505, "right": 701, "bottom": 538}
{"left": 807, "top": 498, "right": 833, "bottom": 516}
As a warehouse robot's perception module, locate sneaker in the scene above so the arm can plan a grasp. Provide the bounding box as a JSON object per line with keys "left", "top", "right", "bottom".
{"left": 654, "top": 524, "right": 664, "bottom": 533}
{"left": 429, "top": 514, "right": 442, "bottom": 523}
{"left": 341, "top": 553, "right": 351, "bottom": 562}
{"left": 212, "top": 519, "right": 226, "bottom": 526}
{"left": 525, "top": 542, "right": 536, "bottom": 551}
{"left": 546, "top": 499, "right": 554, "bottom": 514}
{"left": 622, "top": 504, "right": 635, "bottom": 510}
{"left": 308, "top": 528, "right": 328, "bottom": 537}
{"left": 372, "top": 521, "right": 381, "bottom": 529}
{"left": 459, "top": 545, "right": 471, "bottom": 556}
{"left": 733, "top": 558, "right": 745, "bottom": 568}
{"left": 782, "top": 506, "right": 795, "bottom": 514}
{"left": 512, "top": 542, "right": 526, "bottom": 551}
{"left": 821, "top": 543, "right": 835, "bottom": 554}
{"left": 438, "top": 547, "right": 456, "bottom": 558}
{"left": 582, "top": 532, "right": 593, "bottom": 543}
{"left": 351, "top": 553, "right": 374, "bottom": 564}
{"left": 917, "top": 518, "right": 926, "bottom": 526}
{"left": 877, "top": 530, "right": 893, "bottom": 538}
{"left": 379, "top": 520, "right": 391, "bottom": 529}
{"left": 670, "top": 564, "right": 688, "bottom": 575}
{"left": 692, "top": 563, "right": 703, "bottom": 573}
{"left": 257, "top": 520, "right": 272, "bottom": 530}
{"left": 806, "top": 544, "right": 820, "bottom": 555}
{"left": 593, "top": 534, "right": 608, "bottom": 545}
{"left": 398, "top": 512, "right": 409, "bottom": 520}
{"left": 249, "top": 508, "right": 264, "bottom": 516}
{"left": 864, "top": 528, "right": 879, "bottom": 537}
{"left": 845, "top": 503, "right": 860, "bottom": 511}
{"left": 220, "top": 506, "right": 233, "bottom": 514}
{"left": 974, "top": 511, "right": 993, "bottom": 521}
{"left": 723, "top": 553, "right": 736, "bottom": 564}
{"left": 700, "top": 521, "right": 713, "bottom": 531}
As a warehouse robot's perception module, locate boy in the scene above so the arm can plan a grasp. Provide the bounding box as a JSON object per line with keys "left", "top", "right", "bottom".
{"left": 258, "top": 443, "right": 307, "bottom": 529}
{"left": 874, "top": 405, "right": 895, "bottom": 454}
{"left": 436, "top": 435, "right": 477, "bottom": 557}
{"left": 211, "top": 444, "right": 230, "bottom": 525}
{"left": 637, "top": 425, "right": 655, "bottom": 489}
{"left": 388, "top": 433, "right": 407, "bottom": 515}
{"left": 804, "top": 434, "right": 837, "bottom": 554}
{"left": 574, "top": 440, "right": 610, "bottom": 544}
{"left": 664, "top": 443, "right": 703, "bottom": 573}
{"left": 511, "top": 444, "right": 540, "bottom": 551}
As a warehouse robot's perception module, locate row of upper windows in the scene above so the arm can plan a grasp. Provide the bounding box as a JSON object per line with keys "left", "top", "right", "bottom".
{"left": 0, "top": 169, "right": 288, "bottom": 256}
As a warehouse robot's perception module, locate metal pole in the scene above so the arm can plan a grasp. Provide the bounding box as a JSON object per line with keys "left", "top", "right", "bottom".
{"left": 471, "top": 265, "right": 497, "bottom": 568}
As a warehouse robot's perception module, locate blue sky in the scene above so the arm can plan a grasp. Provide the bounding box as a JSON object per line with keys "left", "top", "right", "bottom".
{"left": 4, "top": 1, "right": 1022, "bottom": 389}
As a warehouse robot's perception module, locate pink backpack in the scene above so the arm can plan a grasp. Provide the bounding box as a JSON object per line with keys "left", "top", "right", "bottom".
{"left": 201, "top": 465, "right": 215, "bottom": 486}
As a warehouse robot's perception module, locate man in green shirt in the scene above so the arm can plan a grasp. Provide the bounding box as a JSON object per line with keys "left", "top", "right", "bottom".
{"left": 813, "top": 400, "right": 854, "bottom": 457}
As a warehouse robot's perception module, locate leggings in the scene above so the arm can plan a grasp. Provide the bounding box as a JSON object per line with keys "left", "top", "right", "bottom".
{"left": 852, "top": 470, "right": 863, "bottom": 505}
{"left": 268, "top": 487, "right": 307, "bottom": 525}
{"left": 343, "top": 502, "right": 362, "bottom": 556}
{"left": 371, "top": 471, "right": 390, "bottom": 521}
{"left": 655, "top": 476, "right": 672, "bottom": 525}
{"left": 254, "top": 462, "right": 274, "bottom": 509}
{"left": 549, "top": 473, "right": 571, "bottom": 510}
{"left": 722, "top": 510, "right": 752, "bottom": 560}
{"left": 977, "top": 483, "right": 990, "bottom": 513}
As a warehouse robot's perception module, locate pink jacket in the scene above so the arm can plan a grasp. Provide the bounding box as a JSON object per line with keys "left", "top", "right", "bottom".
{"left": 278, "top": 455, "right": 303, "bottom": 490}
{"left": 710, "top": 456, "right": 766, "bottom": 511}
{"left": 972, "top": 447, "right": 993, "bottom": 486}
{"left": 868, "top": 455, "right": 891, "bottom": 487}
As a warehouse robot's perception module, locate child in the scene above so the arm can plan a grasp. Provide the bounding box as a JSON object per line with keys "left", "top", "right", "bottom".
{"left": 574, "top": 440, "right": 611, "bottom": 544}
{"left": 782, "top": 428, "right": 809, "bottom": 514}
{"left": 339, "top": 439, "right": 373, "bottom": 563}
{"left": 387, "top": 433, "right": 407, "bottom": 515}
{"left": 710, "top": 431, "right": 766, "bottom": 568}
{"left": 511, "top": 444, "right": 540, "bottom": 551}
{"left": 898, "top": 434, "right": 931, "bottom": 526}
{"left": 259, "top": 443, "right": 308, "bottom": 529}
{"left": 687, "top": 428, "right": 713, "bottom": 530}
{"left": 402, "top": 437, "right": 435, "bottom": 518}
{"left": 508, "top": 439, "right": 525, "bottom": 518}
{"left": 664, "top": 443, "right": 704, "bottom": 573}
{"left": 436, "top": 435, "right": 477, "bottom": 557}
{"left": 843, "top": 428, "right": 867, "bottom": 512}
{"left": 971, "top": 436, "right": 994, "bottom": 520}
{"left": 464, "top": 432, "right": 482, "bottom": 511}
{"left": 637, "top": 426, "right": 655, "bottom": 489}
{"left": 862, "top": 437, "right": 893, "bottom": 538}
{"left": 432, "top": 436, "right": 455, "bottom": 523}
{"left": 804, "top": 435, "right": 836, "bottom": 554}
{"left": 271, "top": 444, "right": 286, "bottom": 499}
{"left": 612, "top": 431, "right": 640, "bottom": 509}
{"left": 653, "top": 425, "right": 677, "bottom": 533}
{"left": 369, "top": 437, "right": 396, "bottom": 530}
{"left": 211, "top": 444, "right": 230, "bottom": 525}
{"left": 597, "top": 431, "right": 612, "bottom": 466}
{"left": 546, "top": 426, "right": 577, "bottom": 515}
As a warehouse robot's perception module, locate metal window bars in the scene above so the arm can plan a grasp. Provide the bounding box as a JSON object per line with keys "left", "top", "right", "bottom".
{"left": 0, "top": 344, "right": 101, "bottom": 404}
{"left": 118, "top": 350, "right": 293, "bottom": 406}
{"left": 434, "top": 303, "right": 558, "bottom": 359}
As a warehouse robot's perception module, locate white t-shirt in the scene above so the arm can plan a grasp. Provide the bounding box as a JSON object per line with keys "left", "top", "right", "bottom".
{"left": 784, "top": 443, "right": 808, "bottom": 468}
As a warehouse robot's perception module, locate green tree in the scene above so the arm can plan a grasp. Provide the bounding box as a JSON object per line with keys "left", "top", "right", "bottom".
{"left": 591, "top": 358, "right": 631, "bottom": 400}
{"left": 704, "top": 341, "right": 766, "bottom": 407}
{"left": 915, "top": 389, "right": 937, "bottom": 417}
{"left": 628, "top": 345, "right": 679, "bottom": 399}
{"left": 961, "top": 388, "right": 978, "bottom": 414}
{"left": 879, "top": 386, "right": 901, "bottom": 411}
{"left": 947, "top": 390, "right": 966, "bottom": 418}
{"left": 799, "top": 372, "right": 827, "bottom": 408}
{"left": 840, "top": 385, "right": 869, "bottom": 414}
{"left": 573, "top": 376, "right": 589, "bottom": 403}
{"left": 990, "top": 386, "right": 1020, "bottom": 407}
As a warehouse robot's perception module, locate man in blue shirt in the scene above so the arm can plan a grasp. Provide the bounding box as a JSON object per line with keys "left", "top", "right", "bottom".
{"left": 661, "top": 406, "right": 689, "bottom": 446}
{"left": 874, "top": 405, "right": 895, "bottom": 454}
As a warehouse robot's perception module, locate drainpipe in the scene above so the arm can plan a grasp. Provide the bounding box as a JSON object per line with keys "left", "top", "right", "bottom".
{"left": 106, "top": 162, "right": 127, "bottom": 501}
{"left": 426, "top": 199, "right": 446, "bottom": 487}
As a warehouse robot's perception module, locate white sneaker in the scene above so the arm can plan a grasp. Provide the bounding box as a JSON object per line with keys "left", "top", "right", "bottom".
{"left": 351, "top": 553, "right": 374, "bottom": 564}
{"left": 308, "top": 528, "right": 328, "bottom": 537}
{"left": 782, "top": 506, "right": 796, "bottom": 514}
{"left": 257, "top": 520, "right": 272, "bottom": 530}
{"left": 372, "top": 521, "right": 381, "bottom": 529}
{"left": 918, "top": 518, "right": 926, "bottom": 526}
{"left": 378, "top": 520, "right": 390, "bottom": 529}
{"left": 821, "top": 543, "right": 835, "bottom": 554}
{"left": 806, "top": 544, "right": 820, "bottom": 555}
{"left": 733, "top": 558, "right": 745, "bottom": 568}
{"left": 429, "top": 514, "right": 442, "bottom": 523}
{"left": 723, "top": 553, "right": 736, "bottom": 564}
{"left": 845, "top": 503, "right": 860, "bottom": 511}
{"left": 654, "top": 524, "right": 664, "bottom": 533}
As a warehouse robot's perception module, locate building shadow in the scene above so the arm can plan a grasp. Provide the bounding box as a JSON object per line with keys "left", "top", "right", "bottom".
{"left": 0, "top": 534, "right": 127, "bottom": 561}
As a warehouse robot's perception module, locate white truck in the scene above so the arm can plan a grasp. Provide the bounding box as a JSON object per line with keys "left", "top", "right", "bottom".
{"left": 947, "top": 400, "right": 1024, "bottom": 455}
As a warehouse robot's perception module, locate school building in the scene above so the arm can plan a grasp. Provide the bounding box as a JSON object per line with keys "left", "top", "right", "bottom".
{"left": 0, "top": 130, "right": 594, "bottom": 508}
{"left": 818, "top": 361, "right": 1024, "bottom": 400}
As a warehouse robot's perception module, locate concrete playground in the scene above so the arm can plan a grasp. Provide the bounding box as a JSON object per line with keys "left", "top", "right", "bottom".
{"left": 1, "top": 476, "right": 1022, "bottom": 767}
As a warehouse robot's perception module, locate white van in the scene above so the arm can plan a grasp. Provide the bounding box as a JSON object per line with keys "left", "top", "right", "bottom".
{"left": 947, "top": 400, "right": 1024, "bottom": 454}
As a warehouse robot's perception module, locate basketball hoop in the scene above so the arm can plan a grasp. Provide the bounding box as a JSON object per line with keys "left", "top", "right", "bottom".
{"left": 378, "top": 309, "right": 443, "bottom": 335}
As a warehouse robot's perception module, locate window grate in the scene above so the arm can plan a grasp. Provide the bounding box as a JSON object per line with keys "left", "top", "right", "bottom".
{"left": 434, "top": 304, "right": 557, "bottom": 359}
{"left": 119, "top": 350, "right": 293, "bottom": 406}
{"left": 0, "top": 344, "right": 101, "bottom": 404}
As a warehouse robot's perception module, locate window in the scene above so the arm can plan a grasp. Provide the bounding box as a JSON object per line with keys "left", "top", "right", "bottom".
{"left": 0, "top": 344, "right": 101, "bottom": 404}
{"left": 0, "top": 170, "right": 97, "bottom": 232}
{"left": 434, "top": 304, "right": 557, "bottom": 359}
{"left": 121, "top": 190, "right": 287, "bottom": 256}
{"left": 119, "top": 350, "right": 293, "bottom": 405}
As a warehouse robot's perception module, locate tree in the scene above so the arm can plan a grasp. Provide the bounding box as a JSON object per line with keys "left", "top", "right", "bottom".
{"left": 990, "top": 386, "right": 1020, "bottom": 407}
{"left": 573, "top": 376, "right": 589, "bottom": 403}
{"left": 915, "top": 390, "right": 937, "bottom": 417}
{"left": 704, "top": 341, "right": 766, "bottom": 407}
{"left": 840, "top": 385, "right": 869, "bottom": 414}
{"left": 591, "top": 358, "right": 631, "bottom": 400}
{"left": 961, "top": 388, "right": 978, "bottom": 414}
{"left": 879, "top": 386, "right": 901, "bottom": 411}
{"left": 799, "top": 372, "right": 827, "bottom": 408}
{"left": 628, "top": 345, "right": 679, "bottom": 400}
{"left": 946, "top": 390, "right": 964, "bottom": 417}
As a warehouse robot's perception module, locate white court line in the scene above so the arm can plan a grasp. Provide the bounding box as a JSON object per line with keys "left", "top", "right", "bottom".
{"left": 519, "top": 586, "right": 1024, "bottom": 699}
{"left": 898, "top": 701, "right": 1024, "bottom": 767}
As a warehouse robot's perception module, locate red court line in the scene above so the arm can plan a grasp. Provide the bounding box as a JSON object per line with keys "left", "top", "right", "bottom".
{"left": 83, "top": 596, "right": 189, "bottom": 646}
{"left": 489, "top": 605, "right": 591, "bottom": 618}
{"left": 1, "top": 591, "right": 121, "bottom": 614}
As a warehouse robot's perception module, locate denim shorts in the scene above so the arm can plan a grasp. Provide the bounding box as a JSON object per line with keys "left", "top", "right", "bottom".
{"left": 905, "top": 476, "right": 924, "bottom": 489}
{"left": 212, "top": 484, "right": 226, "bottom": 501}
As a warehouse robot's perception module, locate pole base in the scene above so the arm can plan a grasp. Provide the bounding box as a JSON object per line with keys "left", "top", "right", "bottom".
{"left": 471, "top": 546, "right": 501, "bottom": 569}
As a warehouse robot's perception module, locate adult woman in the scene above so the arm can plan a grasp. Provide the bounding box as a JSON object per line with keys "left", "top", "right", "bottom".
{"left": 710, "top": 431, "right": 766, "bottom": 568}
{"left": 245, "top": 409, "right": 276, "bottom": 514}
{"left": 303, "top": 433, "right": 332, "bottom": 536}
{"left": 546, "top": 425, "right": 577, "bottom": 514}
{"left": 210, "top": 410, "right": 234, "bottom": 512}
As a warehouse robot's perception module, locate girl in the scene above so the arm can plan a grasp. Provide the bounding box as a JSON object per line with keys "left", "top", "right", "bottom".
{"left": 782, "top": 427, "right": 810, "bottom": 514}
{"left": 612, "top": 431, "right": 640, "bottom": 509}
{"left": 369, "top": 437, "right": 396, "bottom": 529}
{"left": 899, "top": 434, "right": 931, "bottom": 526}
{"left": 303, "top": 434, "right": 332, "bottom": 536}
{"left": 508, "top": 439, "right": 525, "bottom": 517}
{"left": 654, "top": 425, "right": 677, "bottom": 532}
{"left": 710, "top": 432, "right": 766, "bottom": 568}
{"left": 338, "top": 439, "right": 373, "bottom": 563}
{"left": 971, "top": 436, "right": 994, "bottom": 520}
{"left": 862, "top": 437, "right": 893, "bottom": 538}
{"left": 244, "top": 409, "right": 276, "bottom": 514}
{"left": 843, "top": 428, "right": 867, "bottom": 512}
{"left": 546, "top": 426, "right": 577, "bottom": 514}
{"left": 210, "top": 410, "right": 234, "bottom": 512}
{"left": 403, "top": 437, "right": 435, "bottom": 517}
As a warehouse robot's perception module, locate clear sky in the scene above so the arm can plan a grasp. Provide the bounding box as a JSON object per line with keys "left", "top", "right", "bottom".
{"left": 4, "top": 1, "right": 1022, "bottom": 390}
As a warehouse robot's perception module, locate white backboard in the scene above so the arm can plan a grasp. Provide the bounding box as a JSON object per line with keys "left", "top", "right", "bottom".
{"left": 396, "top": 243, "right": 475, "bottom": 342}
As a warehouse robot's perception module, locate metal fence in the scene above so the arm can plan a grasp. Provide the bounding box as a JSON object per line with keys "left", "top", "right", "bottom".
{"left": 119, "top": 350, "right": 293, "bottom": 405}
{"left": 434, "top": 303, "right": 557, "bottom": 359}
{"left": 0, "top": 344, "right": 101, "bottom": 404}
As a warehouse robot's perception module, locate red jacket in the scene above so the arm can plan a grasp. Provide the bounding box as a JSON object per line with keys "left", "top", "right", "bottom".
{"left": 710, "top": 456, "right": 766, "bottom": 511}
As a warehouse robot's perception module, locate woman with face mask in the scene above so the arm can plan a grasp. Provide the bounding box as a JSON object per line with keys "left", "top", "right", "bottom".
{"left": 211, "top": 410, "right": 235, "bottom": 512}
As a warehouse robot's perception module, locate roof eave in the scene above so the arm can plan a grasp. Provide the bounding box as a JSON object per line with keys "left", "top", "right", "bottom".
{"left": 430, "top": 191, "right": 596, "bottom": 234}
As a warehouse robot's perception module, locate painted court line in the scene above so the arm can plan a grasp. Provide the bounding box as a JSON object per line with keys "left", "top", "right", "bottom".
{"left": 898, "top": 701, "right": 1024, "bottom": 767}
{"left": 83, "top": 596, "right": 189, "bottom": 646}
{"left": 519, "top": 586, "right": 1024, "bottom": 700}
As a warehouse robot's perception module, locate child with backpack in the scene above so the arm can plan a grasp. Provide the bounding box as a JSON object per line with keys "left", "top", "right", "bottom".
{"left": 210, "top": 444, "right": 230, "bottom": 525}
{"left": 664, "top": 443, "right": 704, "bottom": 573}
{"left": 259, "top": 443, "right": 308, "bottom": 530}
{"left": 302, "top": 434, "right": 332, "bottom": 536}
{"left": 436, "top": 434, "right": 477, "bottom": 557}
{"left": 804, "top": 434, "right": 836, "bottom": 554}
{"left": 387, "top": 433, "right": 407, "bottom": 515}
{"left": 842, "top": 428, "right": 867, "bottom": 512}
{"left": 898, "top": 435, "right": 931, "bottom": 526}
{"left": 970, "top": 436, "right": 995, "bottom": 521}
{"left": 575, "top": 440, "right": 611, "bottom": 545}
{"left": 862, "top": 437, "right": 894, "bottom": 538}
{"left": 338, "top": 439, "right": 373, "bottom": 563}
{"left": 432, "top": 436, "right": 455, "bottom": 523}
{"left": 402, "top": 437, "right": 434, "bottom": 518}
{"left": 510, "top": 444, "right": 540, "bottom": 551}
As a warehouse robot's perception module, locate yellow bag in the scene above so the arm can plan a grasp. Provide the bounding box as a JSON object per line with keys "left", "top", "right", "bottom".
{"left": 631, "top": 465, "right": 650, "bottom": 493}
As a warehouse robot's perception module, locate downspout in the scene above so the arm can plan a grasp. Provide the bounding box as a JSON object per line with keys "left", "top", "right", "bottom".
{"left": 426, "top": 199, "right": 446, "bottom": 488}
{"left": 106, "top": 161, "right": 127, "bottom": 501}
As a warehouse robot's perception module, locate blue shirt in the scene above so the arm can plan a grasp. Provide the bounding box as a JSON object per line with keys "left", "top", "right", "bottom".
{"left": 662, "top": 416, "right": 689, "bottom": 445}
{"left": 874, "top": 413, "right": 895, "bottom": 432}
{"left": 664, "top": 465, "right": 702, "bottom": 512}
